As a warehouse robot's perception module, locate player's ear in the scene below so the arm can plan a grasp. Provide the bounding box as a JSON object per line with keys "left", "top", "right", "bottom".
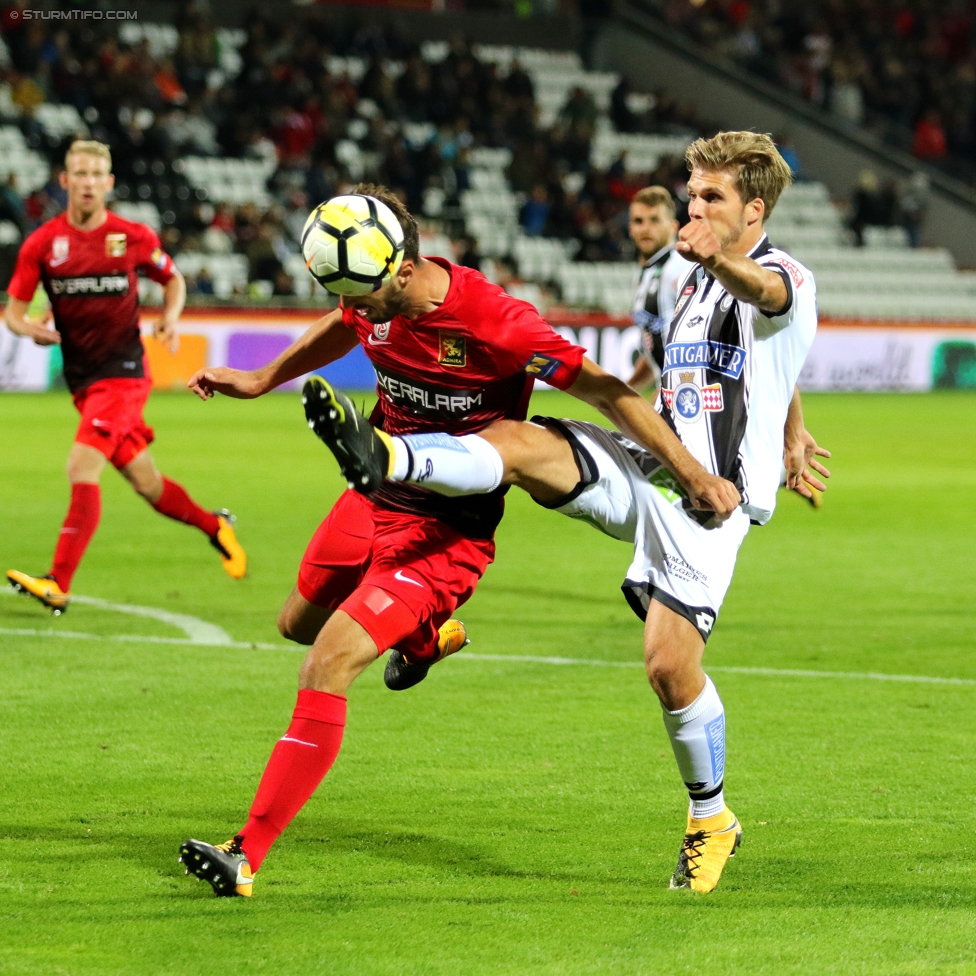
{"left": 746, "top": 197, "right": 764, "bottom": 227}
{"left": 395, "top": 259, "right": 415, "bottom": 288}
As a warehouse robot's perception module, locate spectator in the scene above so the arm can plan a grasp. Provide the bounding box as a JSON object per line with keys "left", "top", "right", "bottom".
{"left": 899, "top": 172, "right": 930, "bottom": 248}
{"left": 520, "top": 184, "right": 551, "bottom": 237}
{"left": 913, "top": 110, "right": 947, "bottom": 161}
{"left": 849, "top": 169, "right": 896, "bottom": 247}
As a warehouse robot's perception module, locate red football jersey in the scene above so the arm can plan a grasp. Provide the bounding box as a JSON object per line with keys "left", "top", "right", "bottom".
{"left": 342, "top": 258, "right": 584, "bottom": 538}
{"left": 7, "top": 211, "right": 176, "bottom": 392}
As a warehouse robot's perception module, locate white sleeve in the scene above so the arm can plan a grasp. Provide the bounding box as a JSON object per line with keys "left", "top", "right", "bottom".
{"left": 660, "top": 252, "right": 696, "bottom": 324}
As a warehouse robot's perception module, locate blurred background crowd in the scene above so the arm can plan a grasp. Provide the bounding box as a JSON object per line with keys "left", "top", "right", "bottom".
{"left": 0, "top": 0, "right": 949, "bottom": 301}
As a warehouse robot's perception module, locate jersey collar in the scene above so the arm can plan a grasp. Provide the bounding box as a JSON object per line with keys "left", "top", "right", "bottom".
{"left": 642, "top": 242, "right": 674, "bottom": 269}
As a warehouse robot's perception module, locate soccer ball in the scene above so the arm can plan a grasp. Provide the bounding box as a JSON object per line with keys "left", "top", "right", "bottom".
{"left": 301, "top": 194, "right": 405, "bottom": 296}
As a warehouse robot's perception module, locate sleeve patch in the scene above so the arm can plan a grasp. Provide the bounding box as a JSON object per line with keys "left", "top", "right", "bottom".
{"left": 150, "top": 247, "right": 169, "bottom": 270}
{"left": 523, "top": 353, "right": 564, "bottom": 380}
{"left": 768, "top": 256, "right": 804, "bottom": 288}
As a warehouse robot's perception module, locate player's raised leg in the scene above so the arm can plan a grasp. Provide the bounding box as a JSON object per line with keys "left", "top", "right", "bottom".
{"left": 119, "top": 449, "right": 247, "bottom": 579}
{"left": 643, "top": 600, "right": 740, "bottom": 893}
{"left": 302, "top": 376, "right": 581, "bottom": 504}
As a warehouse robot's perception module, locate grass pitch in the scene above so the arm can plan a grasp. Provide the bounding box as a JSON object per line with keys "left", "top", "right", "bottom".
{"left": 1, "top": 388, "right": 975, "bottom": 975}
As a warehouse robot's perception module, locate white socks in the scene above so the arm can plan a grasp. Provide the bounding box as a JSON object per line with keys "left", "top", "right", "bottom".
{"left": 389, "top": 432, "right": 504, "bottom": 497}
{"left": 661, "top": 675, "right": 726, "bottom": 820}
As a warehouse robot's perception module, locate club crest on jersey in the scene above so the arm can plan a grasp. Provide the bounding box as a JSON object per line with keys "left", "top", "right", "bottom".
{"left": 663, "top": 372, "right": 724, "bottom": 423}
{"left": 373, "top": 321, "right": 390, "bottom": 341}
{"left": 720, "top": 293, "right": 734, "bottom": 312}
{"left": 438, "top": 331, "right": 466, "bottom": 367}
{"left": 105, "top": 233, "right": 126, "bottom": 257}
{"left": 51, "top": 236, "right": 69, "bottom": 266}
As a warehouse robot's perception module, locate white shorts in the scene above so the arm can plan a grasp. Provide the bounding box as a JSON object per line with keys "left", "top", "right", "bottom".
{"left": 532, "top": 418, "right": 751, "bottom": 641}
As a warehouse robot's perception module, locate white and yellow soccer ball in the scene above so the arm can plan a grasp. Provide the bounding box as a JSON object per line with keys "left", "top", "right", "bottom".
{"left": 301, "top": 194, "right": 405, "bottom": 296}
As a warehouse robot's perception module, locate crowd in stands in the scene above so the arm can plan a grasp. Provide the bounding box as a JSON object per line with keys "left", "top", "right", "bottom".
{"left": 0, "top": 1, "right": 717, "bottom": 296}
{"left": 652, "top": 0, "right": 976, "bottom": 184}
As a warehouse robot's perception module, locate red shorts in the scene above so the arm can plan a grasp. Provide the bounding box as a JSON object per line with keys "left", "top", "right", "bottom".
{"left": 298, "top": 490, "right": 495, "bottom": 660}
{"left": 72, "top": 377, "right": 155, "bottom": 470}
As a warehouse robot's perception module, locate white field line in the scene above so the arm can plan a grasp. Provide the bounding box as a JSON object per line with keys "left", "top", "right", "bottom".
{"left": 0, "top": 586, "right": 232, "bottom": 644}
{"left": 0, "top": 621, "right": 973, "bottom": 687}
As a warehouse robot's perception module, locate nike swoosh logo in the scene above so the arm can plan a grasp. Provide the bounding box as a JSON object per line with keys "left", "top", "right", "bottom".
{"left": 394, "top": 570, "right": 424, "bottom": 588}
{"left": 280, "top": 736, "right": 318, "bottom": 747}
{"left": 367, "top": 335, "right": 390, "bottom": 345}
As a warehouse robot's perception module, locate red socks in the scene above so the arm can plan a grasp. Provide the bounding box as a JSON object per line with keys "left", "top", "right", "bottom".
{"left": 239, "top": 689, "right": 347, "bottom": 872}
{"left": 151, "top": 477, "right": 219, "bottom": 537}
{"left": 50, "top": 483, "right": 101, "bottom": 592}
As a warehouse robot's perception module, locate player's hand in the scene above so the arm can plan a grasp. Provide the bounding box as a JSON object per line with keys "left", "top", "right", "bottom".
{"left": 29, "top": 310, "right": 60, "bottom": 346}
{"left": 784, "top": 428, "right": 831, "bottom": 499}
{"left": 675, "top": 219, "right": 722, "bottom": 266}
{"left": 188, "top": 366, "right": 265, "bottom": 401}
{"left": 685, "top": 471, "right": 741, "bottom": 520}
{"left": 153, "top": 316, "right": 179, "bottom": 354}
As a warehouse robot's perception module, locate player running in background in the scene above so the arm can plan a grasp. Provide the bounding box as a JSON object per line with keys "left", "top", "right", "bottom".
{"left": 626, "top": 186, "right": 696, "bottom": 392}
{"left": 5, "top": 140, "right": 246, "bottom": 615}
{"left": 305, "top": 133, "right": 827, "bottom": 894}
{"left": 176, "top": 183, "right": 740, "bottom": 897}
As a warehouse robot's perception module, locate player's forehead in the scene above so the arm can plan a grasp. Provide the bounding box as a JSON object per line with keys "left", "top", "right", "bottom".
{"left": 65, "top": 152, "right": 111, "bottom": 175}
{"left": 629, "top": 201, "right": 667, "bottom": 222}
{"left": 688, "top": 167, "right": 739, "bottom": 198}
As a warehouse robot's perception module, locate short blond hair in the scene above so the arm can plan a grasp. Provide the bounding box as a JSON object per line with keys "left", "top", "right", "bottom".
{"left": 631, "top": 185, "right": 676, "bottom": 219}
{"left": 65, "top": 140, "right": 112, "bottom": 170}
{"left": 685, "top": 131, "right": 792, "bottom": 220}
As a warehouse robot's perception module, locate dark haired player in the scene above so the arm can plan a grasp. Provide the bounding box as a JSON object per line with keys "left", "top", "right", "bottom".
{"left": 5, "top": 140, "right": 246, "bottom": 614}
{"left": 178, "top": 183, "right": 740, "bottom": 897}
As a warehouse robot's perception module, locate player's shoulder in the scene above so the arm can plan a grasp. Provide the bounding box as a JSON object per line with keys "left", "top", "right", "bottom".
{"left": 21, "top": 213, "right": 67, "bottom": 249}
{"left": 446, "top": 261, "right": 539, "bottom": 323}
{"left": 105, "top": 210, "right": 158, "bottom": 241}
{"left": 754, "top": 238, "right": 814, "bottom": 290}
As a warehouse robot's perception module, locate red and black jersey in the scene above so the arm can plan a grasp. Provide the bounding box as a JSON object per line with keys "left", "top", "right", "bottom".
{"left": 7, "top": 211, "right": 176, "bottom": 393}
{"left": 342, "top": 257, "right": 584, "bottom": 537}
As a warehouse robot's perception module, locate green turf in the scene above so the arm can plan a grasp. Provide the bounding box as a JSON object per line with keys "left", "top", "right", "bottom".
{"left": 1, "top": 389, "right": 975, "bottom": 975}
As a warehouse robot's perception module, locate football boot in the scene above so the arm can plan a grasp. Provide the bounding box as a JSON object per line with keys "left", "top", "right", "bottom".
{"left": 179, "top": 836, "right": 253, "bottom": 897}
{"left": 209, "top": 510, "right": 247, "bottom": 579}
{"left": 302, "top": 376, "right": 394, "bottom": 494}
{"left": 669, "top": 806, "right": 742, "bottom": 893}
{"left": 7, "top": 570, "right": 69, "bottom": 615}
{"left": 384, "top": 619, "right": 469, "bottom": 691}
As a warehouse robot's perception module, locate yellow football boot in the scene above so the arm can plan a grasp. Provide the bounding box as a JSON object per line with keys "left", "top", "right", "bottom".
{"left": 7, "top": 570, "right": 69, "bottom": 615}
{"left": 384, "top": 619, "right": 470, "bottom": 690}
{"left": 209, "top": 510, "right": 247, "bottom": 579}
{"left": 669, "top": 806, "right": 742, "bottom": 893}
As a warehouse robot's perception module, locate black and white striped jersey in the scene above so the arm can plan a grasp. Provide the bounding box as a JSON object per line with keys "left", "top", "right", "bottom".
{"left": 633, "top": 244, "right": 697, "bottom": 369}
{"left": 658, "top": 235, "right": 817, "bottom": 525}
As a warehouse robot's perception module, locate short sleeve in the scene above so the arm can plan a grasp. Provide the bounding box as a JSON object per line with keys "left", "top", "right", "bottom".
{"left": 496, "top": 300, "right": 584, "bottom": 391}
{"left": 7, "top": 229, "right": 44, "bottom": 302}
{"left": 757, "top": 253, "right": 807, "bottom": 319}
{"left": 135, "top": 226, "right": 176, "bottom": 285}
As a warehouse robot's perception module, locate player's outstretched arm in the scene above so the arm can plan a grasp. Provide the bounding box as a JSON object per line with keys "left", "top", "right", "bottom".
{"left": 4, "top": 296, "right": 60, "bottom": 346}
{"left": 783, "top": 386, "right": 831, "bottom": 498}
{"left": 568, "top": 357, "right": 741, "bottom": 518}
{"left": 676, "top": 220, "right": 788, "bottom": 313}
{"left": 188, "top": 308, "right": 358, "bottom": 400}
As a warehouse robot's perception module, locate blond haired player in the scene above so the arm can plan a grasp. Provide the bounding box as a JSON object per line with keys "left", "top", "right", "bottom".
{"left": 626, "top": 185, "right": 696, "bottom": 391}
{"left": 309, "top": 133, "right": 829, "bottom": 893}
{"left": 5, "top": 140, "right": 245, "bottom": 613}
